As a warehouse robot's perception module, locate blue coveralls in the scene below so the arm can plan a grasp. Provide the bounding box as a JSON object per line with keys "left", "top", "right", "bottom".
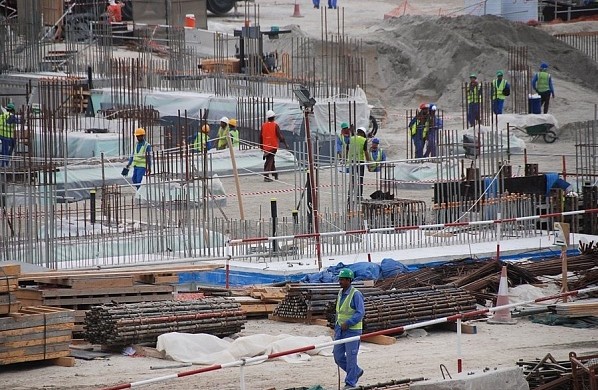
{"left": 127, "top": 140, "right": 152, "bottom": 189}
{"left": 333, "top": 286, "right": 365, "bottom": 388}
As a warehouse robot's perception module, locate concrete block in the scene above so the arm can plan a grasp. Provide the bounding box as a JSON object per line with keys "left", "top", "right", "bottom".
{"left": 410, "top": 367, "right": 529, "bottom": 390}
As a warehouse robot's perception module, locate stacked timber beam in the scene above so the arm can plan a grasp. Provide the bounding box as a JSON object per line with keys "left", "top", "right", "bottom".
{"left": 84, "top": 298, "right": 246, "bottom": 346}
{"left": 16, "top": 264, "right": 220, "bottom": 334}
{"left": 0, "top": 264, "right": 21, "bottom": 315}
{"left": 0, "top": 306, "right": 74, "bottom": 366}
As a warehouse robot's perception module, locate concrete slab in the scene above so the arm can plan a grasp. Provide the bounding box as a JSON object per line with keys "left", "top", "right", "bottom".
{"left": 410, "top": 367, "right": 529, "bottom": 390}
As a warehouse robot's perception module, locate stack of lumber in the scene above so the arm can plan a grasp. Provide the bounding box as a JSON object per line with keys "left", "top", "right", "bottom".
{"left": 0, "top": 306, "right": 75, "bottom": 366}
{"left": 84, "top": 298, "right": 246, "bottom": 346}
{"left": 0, "top": 264, "right": 21, "bottom": 315}
{"left": 16, "top": 264, "right": 220, "bottom": 334}
{"left": 238, "top": 286, "right": 286, "bottom": 317}
{"left": 554, "top": 299, "right": 598, "bottom": 317}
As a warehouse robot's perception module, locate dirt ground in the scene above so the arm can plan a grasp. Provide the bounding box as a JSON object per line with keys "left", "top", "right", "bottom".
{"left": 4, "top": 1, "right": 598, "bottom": 389}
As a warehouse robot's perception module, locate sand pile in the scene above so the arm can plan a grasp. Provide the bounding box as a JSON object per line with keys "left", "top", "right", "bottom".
{"left": 361, "top": 15, "right": 598, "bottom": 111}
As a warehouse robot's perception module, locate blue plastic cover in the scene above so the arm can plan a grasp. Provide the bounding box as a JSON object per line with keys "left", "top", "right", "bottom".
{"left": 301, "top": 259, "right": 409, "bottom": 283}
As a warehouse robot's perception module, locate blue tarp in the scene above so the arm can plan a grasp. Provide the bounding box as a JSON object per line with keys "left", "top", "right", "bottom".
{"left": 301, "top": 259, "right": 410, "bottom": 283}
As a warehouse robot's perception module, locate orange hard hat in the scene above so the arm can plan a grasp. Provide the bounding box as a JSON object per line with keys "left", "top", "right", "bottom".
{"left": 134, "top": 128, "right": 146, "bottom": 136}
{"left": 201, "top": 124, "right": 210, "bottom": 133}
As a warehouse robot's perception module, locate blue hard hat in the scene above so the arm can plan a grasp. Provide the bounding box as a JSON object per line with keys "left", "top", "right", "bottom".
{"left": 372, "top": 138, "right": 380, "bottom": 144}
{"left": 540, "top": 62, "right": 548, "bottom": 69}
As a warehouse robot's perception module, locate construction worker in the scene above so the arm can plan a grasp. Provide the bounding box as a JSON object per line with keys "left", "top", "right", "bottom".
{"left": 328, "top": 0, "right": 338, "bottom": 9}
{"left": 107, "top": 0, "right": 125, "bottom": 22}
{"left": 491, "top": 70, "right": 510, "bottom": 115}
{"left": 467, "top": 73, "right": 481, "bottom": 127}
{"left": 423, "top": 103, "right": 442, "bottom": 158}
{"left": 532, "top": 62, "right": 555, "bottom": 114}
{"left": 347, "top": 127, "right": 370, "bottom": 201}
{"left": 228, "top": 118, "right": 240, "bottom": 149}
{"left": 122, "top": 127, "right": 152, "bottom": 189}
{"left": 216, "top": 117, "right": 230, "bottom": 150}
{"left": 333, "top": 268, "right": 365, "bottom": 390}
{"left": 190, "top": 124, "right": 210, "bottom": 152}
{"left": 336, "top": 122, "right": 351, "bottom": 160}
{"left": 260, "top": 110, "right": 288, "bottom": 182}
{"left": 367, "top": 138, "right": 386, "bottom": 173}
{"left": 0, "top": 102, "right": 18, "bottom": 167}
{"left": 408, "top": 103, "right": 429, "bottom": 159}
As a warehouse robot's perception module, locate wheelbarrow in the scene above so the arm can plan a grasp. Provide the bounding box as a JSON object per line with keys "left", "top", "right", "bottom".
{"left": 513, "top": 123, "right": 558, "bottom": 144}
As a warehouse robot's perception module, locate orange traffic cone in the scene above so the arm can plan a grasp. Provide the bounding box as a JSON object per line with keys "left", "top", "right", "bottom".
{"left": 488, "top": 265, "right": 517, "bottom": 325}
{"left": 292, "top": 1, "right": 303, "bottom": 17}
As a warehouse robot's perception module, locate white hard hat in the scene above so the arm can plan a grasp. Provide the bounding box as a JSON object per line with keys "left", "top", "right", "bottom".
{"left": 266, "top": 110, "right": 275, "bottom": 118}
{"left": 220, "top": 116, "right": 229, "bottom": 124}
{"left": 357, "top": 126, "right": 367, "bottom": 132}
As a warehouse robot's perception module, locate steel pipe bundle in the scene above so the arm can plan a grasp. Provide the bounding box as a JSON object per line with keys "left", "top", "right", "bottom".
{"left": 84, "top": 298, "right": 246, "bottom": 346}
{"left": 519, "top": 253, "right": 598, "bottom": 276}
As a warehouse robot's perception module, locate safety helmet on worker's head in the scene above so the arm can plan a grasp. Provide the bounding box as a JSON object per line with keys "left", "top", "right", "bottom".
{"left": 134, "top": 128, "right": 146, "bottom": 136}
{"left": 428, "top": 103, "right": 437, "bottom": 111}
{"left": 469, "top": 73, "right": 477, "bottom": 79}
{"left": 340, "top": 122, "right": 349, "bottom": 129}
{"left": 338, "top": 268, "right": 354, "bottom": 280}
{"left": 540, "top": 62, "right": 548, "bottom": 69}
{"left": 372, "top": 138, "right": 380, "bottom": 144}
{"left": 266, "top": 110, "right": 276, "bottom": 119}
{"left": 496, "top": 70, "right": 504, "bottom": 77}
{"left": 201, "top": 124, "right": 210, "bottom": 133}
{"left": 419, "top": 103, "right": 428, "bottom": 110}
{"left": 6, "top": 103, "right": 15, "bottom": 111}
{"left": 220, "top": 116, "right": 229, "bottom": 125}
{"left": 228, "top": 118, "right": 237, "bottom": 127}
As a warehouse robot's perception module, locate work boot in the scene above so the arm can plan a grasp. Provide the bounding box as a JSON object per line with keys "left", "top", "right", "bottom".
{"left": 273, "top": 173, "right": 278, "bottom": 180}
{"left": 264, "top": 175, "right": 272, "bottom": 182}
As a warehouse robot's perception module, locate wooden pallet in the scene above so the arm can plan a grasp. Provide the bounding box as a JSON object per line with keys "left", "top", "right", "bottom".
{"left": 1, "top": 264, "right": 21, "bottom": 315}
{"left": 0, "top": 306, "right": 74, "bottom": 365}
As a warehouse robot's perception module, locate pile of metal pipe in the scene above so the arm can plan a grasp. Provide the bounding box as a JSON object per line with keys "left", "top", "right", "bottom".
{"left": 84, "top": 298, "right": 246, "bottom": 346}
{"left": 519, "top": 254, "right": 598, "bottom": 277}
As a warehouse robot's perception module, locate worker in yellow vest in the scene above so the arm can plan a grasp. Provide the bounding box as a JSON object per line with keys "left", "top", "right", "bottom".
{"left": 122, "top": 127, "right": 152, "bottom": 189}
{"left": 333, "top": 268, "right": 365, "bottom": 389}
{"left": 216, "top": 117, "right": 230, "bottom": 150}
{"left": 191, "top": 124, "right": 210, "bottom": 152}
{"left": 532, "top": 62, "right": 555, "bottom": 114}
{"left": 228, "top": 118, "right": 240, "bottom": 149}
{"left": 0, "top": 102, "right": 18, "bottom": 167}
{"left": 367, "top": 138, "right": 386, "bottom": 172}
{"left": 467, "top": 73, "right": 481, "bottom": 127}
{"left": 347, "top": 127, "right": 370, "bottom": 201}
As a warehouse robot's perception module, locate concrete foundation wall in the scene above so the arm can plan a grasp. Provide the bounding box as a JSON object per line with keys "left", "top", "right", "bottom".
{"left": 410, "top": 367, "right": 529, "bottom": 390}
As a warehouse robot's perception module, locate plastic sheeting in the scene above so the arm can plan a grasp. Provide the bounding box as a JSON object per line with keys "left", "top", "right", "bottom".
{"left": 301, "top": 260, "right": 409, "bottom": 283}
{"left": 156, "top": 332, "right": 333, "bottom": 365}
{"left": 90, "top": 87, "right": 371, "bottom": 136}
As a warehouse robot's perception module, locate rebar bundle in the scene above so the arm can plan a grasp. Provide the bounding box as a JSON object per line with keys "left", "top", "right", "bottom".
{"left": 84, "top": 298, "right": 246, "bottom": 346}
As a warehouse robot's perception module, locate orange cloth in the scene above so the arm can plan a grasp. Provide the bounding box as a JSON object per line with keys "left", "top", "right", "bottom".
{"left": 107, "top": 3, "right": 124, "bottom": 22}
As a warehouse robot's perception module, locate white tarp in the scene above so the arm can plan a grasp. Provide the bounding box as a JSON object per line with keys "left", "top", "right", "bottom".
{"left": 156, "top": 332, "right": 333, "bottom": 365}
{"left": 497, "top": 113, "right": 558, "bottom": 132}
{"left": 90, "top": 87, "right": 371, "bottom": 136}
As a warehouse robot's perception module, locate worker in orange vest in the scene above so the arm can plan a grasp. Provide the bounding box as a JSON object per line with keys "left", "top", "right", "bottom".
{"left": 259, "top": 110, "right": 288, "bottom": 182}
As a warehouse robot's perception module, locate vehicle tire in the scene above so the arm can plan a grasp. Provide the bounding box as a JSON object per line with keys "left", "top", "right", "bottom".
{"left": 543, "top": 130, "right": 557, "bottom": 144}
{"left": 207, "top": 0, "right": 236, "bottom": 16}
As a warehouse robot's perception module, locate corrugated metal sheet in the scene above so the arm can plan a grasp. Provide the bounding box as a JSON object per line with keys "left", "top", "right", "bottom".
{"left": 463, "top": 0, "right": 538, "bottom": 22}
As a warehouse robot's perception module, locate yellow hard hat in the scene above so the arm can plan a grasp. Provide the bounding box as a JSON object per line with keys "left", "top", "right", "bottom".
{"left": 134, "top": 128, "right": 146, "bottom": 136}
{"left": 228, "top": 118, "right": 237, "bottom": 127}
{"left": 201, "top": 124, "right": 210, "bottom": 133}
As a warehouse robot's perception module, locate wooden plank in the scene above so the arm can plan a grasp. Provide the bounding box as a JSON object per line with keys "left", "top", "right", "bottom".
{"left": 441, "top": 322, "right": 478, "bottom": 335}
{"left": 240, "top": 303, "right": 277, "bottom": 314}
{"left": 0, "top": 277, "right": 18, "bottom": 293}
{"left": 34, "top": 276, "right": 134, "bottom": 289}
{"left": 0, "top": 342, "right": 70, "bottom": 359}
{"left": 0, "top": 323, "right": 73, "bottom": 338}
{"left": 0, "top": 303, "right": 21, "bottom": 315}
{"left": 0, "top": 293, "right": 18, "bottom": 304}
{"left": 0, "top": 335, "right": 72, "bottom": 352}
{"left": 52, "top": 356, "right": 75, "bottom": 367}
{"left": 18, "top": 284, "right": 174, "bottom": 299}
{"left": 362, "top": 335, "right": 396, "bottom": 345}
{"left": 41, "top": 293, "right": 174, "bottom": 306}
{"left": 0, "top": 350, "right": 70, "bottom": 365}
{"left": 0, "top": 264, "right": 21, "bottom": 277}
{"left": 19, "top": 264, "right": 221, "bottom": 281}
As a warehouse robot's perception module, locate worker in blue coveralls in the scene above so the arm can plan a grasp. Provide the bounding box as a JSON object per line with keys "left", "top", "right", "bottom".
{"left": 367, "top": 138, "right": 386, "bottom": 173}
{"left": 122, "top": 127, "right": 152, "bottom": 189}
{"left": 333, "top": 268, "right": 365, "bottom": 390}
{"left": 328, "top": 0, "right": 337, "bottom": 9}
{"left": 532, "top": 62, "right": 555, "bottom": 114}
{"left": 408, "top": 103, "right": 429, "bottom": 159}
{"left": 336, "top": 122, "right": 352, "bottom": 160}
{"left": 0, "top": 102, "right": 19, "bottom": 167}
{"left": 467, "top": 73, "right": 481, "bottom": 127}
{"left": 423, "top": 103, "right": 442, "bottom": 158}
{"left": 491, "top": 70, "right": 510, "bottom": 115}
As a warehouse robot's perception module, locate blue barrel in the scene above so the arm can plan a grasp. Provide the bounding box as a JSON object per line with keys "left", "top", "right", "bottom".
{"left": 528, "top": 96, "right": 542, "bottom": 114}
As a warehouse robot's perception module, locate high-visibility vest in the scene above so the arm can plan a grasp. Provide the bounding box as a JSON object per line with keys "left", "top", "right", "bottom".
{"left": 467, "top": 84, "right": 481, "bottom": 104}
{"left": 368, "top": 148, "right": 384, "bottom": 172}
{"left": 132, "top": 141, "right": 149, "bottom": 168}
{"left": 261, "top": 121, "right": 279, "bottom": 153}
{"left": 0, "top": 113, "right": 14, "bottom": 138}
{"left": 410, "top": 118, "right": 429, "bottom": 139}
{"left": 347, "top": 135, "right": 366, "bottom": 162}
{"left": 492, "top": 79, "right": 507, "bottom": 100}
{"left": 536, "top": 71, "right": 551, "bottom": 93}
{"left": 193, "top": 132, "right": 208, "bottom": 151}
{"left": 230, "top": 128, "right": 239, "bottom": 147}
{"left": 217, "top": 125, "right": 230, "bottom": 149}
{"left": 336, "top": 287, "right": 363, "bottom": 330}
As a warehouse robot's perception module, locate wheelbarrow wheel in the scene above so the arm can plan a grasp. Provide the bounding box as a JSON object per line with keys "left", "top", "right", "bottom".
{"left": 543, "top": 130, "right": 557, "bottom": 144}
